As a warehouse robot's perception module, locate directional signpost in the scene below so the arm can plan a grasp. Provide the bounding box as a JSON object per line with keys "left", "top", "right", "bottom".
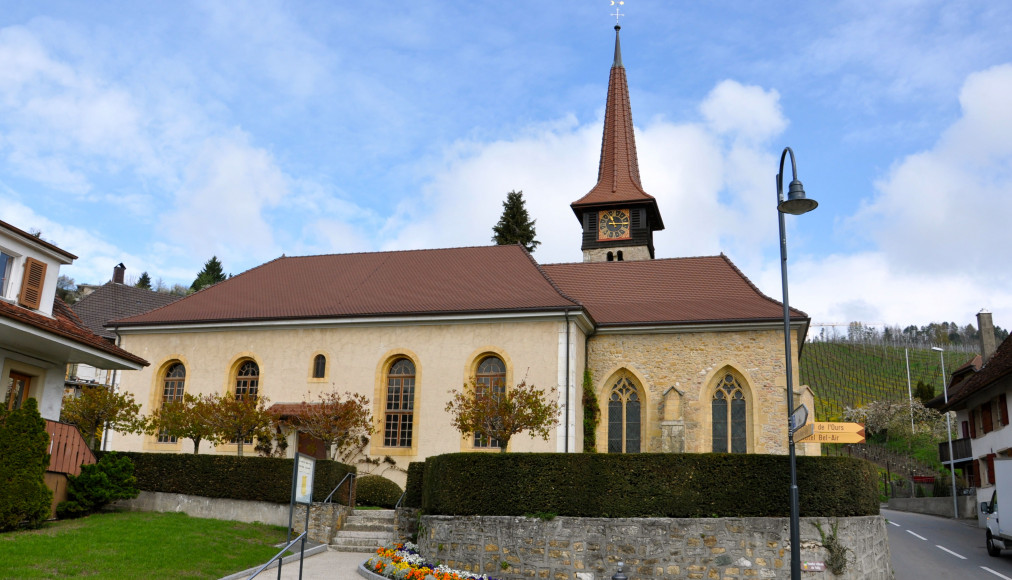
{"left": 796, "top": 422, "right": 865, "bottom": 444}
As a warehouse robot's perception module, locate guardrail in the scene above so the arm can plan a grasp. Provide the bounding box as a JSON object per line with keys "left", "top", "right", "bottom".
{"left": 939, "top": 437, "right": 972, "bottom": 464}
{"left": 246, "top": 531, "right": 306, "bottom": 579}
{"left": 323, "top": 472, "right": 356, "bottom": 506}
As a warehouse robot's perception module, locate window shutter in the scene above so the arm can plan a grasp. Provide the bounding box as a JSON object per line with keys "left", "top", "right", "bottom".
{"left": 18, "top": 257, "right": 47, "bottom": 310}
{"left": 984, "top": 404, "right": 994, "bottom": 434}
{"left": 970, "top": 409, "right": 978, "bottom": 438}
{"left": 1001, "top": 394, "right": 1010, "bottom": 426}
{"left": 963, "top": 421, "right": 970, "bottom": 439}
{"left": 973, "top": 461, "right": 982, "bottom": 488}
{"left": 988, "top": 454, "right": 997, "bottom": 485}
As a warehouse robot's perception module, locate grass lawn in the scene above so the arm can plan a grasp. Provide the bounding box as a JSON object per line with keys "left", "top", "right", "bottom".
{"left": 0, "top": 511, "right": 289, "bottom": 579}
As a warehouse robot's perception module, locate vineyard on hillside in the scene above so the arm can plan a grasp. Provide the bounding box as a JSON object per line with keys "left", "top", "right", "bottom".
{"left": 799, "top": 340, "right": 977, "bottom": 421}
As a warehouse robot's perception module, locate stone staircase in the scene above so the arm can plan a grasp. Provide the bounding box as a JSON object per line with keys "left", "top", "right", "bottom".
{"left": 330, "top": 509, "right": 396, "bottom": 553}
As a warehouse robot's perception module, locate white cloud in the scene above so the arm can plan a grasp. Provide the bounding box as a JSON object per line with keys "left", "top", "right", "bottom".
{"left": 699, "top": 80, "right": 787, "bottom": 144}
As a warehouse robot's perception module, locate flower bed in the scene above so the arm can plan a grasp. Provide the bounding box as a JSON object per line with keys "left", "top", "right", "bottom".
{"left": 365, "top": 542, "right": 502, "bottom": 580}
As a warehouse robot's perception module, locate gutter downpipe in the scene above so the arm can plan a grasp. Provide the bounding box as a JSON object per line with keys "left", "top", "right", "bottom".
{"left": 565, "top": 309, "right": 571, "bottom": 453}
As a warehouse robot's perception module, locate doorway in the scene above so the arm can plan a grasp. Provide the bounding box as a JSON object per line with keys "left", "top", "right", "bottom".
{"left": 6, "top": 372, "right": 31, "bottom": 410}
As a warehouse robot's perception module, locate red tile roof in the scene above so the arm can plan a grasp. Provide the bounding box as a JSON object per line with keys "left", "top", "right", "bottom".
{"left": 112, "top": 245, "right": 581, "bottom": 326}
{"left": 0, "top": 298, "right": 148, "bottom": 366}
{"left": 936, "top": 337, "right": 1012, "bottom": 411}
{"left": 72, "top": 282, "right": 181, "bottom": 339}
{"left": 542, "top": 255, "right": 806, "bottom": 327}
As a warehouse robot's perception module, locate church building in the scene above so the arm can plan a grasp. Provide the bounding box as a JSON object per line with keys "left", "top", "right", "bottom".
{"left": 109, "top": 26, "right": 815, "bottom": 480}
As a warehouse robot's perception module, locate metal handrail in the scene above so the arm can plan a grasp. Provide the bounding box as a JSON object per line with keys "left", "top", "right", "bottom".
{"left": 394, "top": 491, "right": 407, "bottom": 509}
{"left": 323, "top": 472, "right": 356, "bottom": 504}
{"left": 246, "top": 531, "right": 306, "bottom": 579}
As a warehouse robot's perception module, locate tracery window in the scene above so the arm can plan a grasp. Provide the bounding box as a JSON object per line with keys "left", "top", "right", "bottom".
{"left": 384, "top": 358, "right": 415, "bottom": 447}
{"left": 235, "top": 360, "right": 259, "bottom": 399}
{"left": 607, "top": 376, "right": 640, "bottom": 453}
{"left": 313, "top": 354, "right": 326, "bottom": 379}
{"left": 157, "top": 363, "right": 186, "bottom": 443}
{"left": 712, "top": 373, "right": 747, "bottom": 453}
{"left": 473, "top": 356, "right": 506, "bottom": 449}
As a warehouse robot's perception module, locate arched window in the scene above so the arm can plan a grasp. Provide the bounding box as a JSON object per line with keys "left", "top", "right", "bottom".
{"left": 312, "top": 354, "right": 326, "bottom": 379}
{"left": 712, "top": 373, "right": 747, "bottom": 453}
{"left": 607, "top": 376, "right": 640, "bottom": 453}
{"left": 235, "top": 360, "right": 259, "bottom": 399}
{"left": 157, "top": 363, "right": 185, "bottom": 443}
{"left": 606, "top": 251, "right": 614, "bottom": 262}
{"left": 616, "top": 250, "right": 624, "bottom": 261}
{"left": 384, "top": 358, "right": 415, "bottom": 447}
{"left": 474, "top": 356, "right": 506, "bottom": 448}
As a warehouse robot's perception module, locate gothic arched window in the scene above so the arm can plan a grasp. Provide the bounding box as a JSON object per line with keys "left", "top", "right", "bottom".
{"left": 607, "top": 376, "right": 640, "bottom": 453}
{"left": 712, "top": 373, "right": 747, "bottom": 453}
{"left": 474, "top": 356, "right": 507, "bottom": 448}
{"left": 235, "top": 360, "right": 260, "bottom": 399}
{"left": 384, "top": 358, "right": 416, "bottom": 447}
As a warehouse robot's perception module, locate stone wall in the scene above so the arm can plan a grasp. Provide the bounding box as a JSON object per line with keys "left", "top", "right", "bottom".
{"left": 396, "top": 507, "right": 422, "bottom": 543}
{"left": 292, "top": 502, "right": 354, "bottom": 544}
{"left": 887, "top": 496, "right": 977, "bottom": 520}
{"left": 418, "top": 514, "right": 890, "bottom": 580}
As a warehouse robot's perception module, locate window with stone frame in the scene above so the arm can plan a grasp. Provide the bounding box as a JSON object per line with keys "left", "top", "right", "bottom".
{"left": 473, "top": 356, "right": 507, "bottom": 449}
{"left": 312, "top": 354, "right": 326, "bottom": 379}
{"left": 157, "top": 362, "right": 186, "bottom": 443}
{"left": 234, "top": 360, "right": 259, "bottom": 399}
{"left": 384, "top": 358, "right": 416, "bottom": 447}
{"left": 712, "top": 373, "right": 747, "bottom": 453}
{"left": 607, "top": 376, "right": 640, "bottom": 453}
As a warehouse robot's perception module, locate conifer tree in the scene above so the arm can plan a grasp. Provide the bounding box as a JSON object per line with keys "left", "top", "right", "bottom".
{"left": 190, "top": 256, "right": 227, "bottom": 292}
{"left": 492, "top": 190, "right": 540, "bottom": 253}
{"left": 135, "top": 272, "right": 152, "bottom": 290}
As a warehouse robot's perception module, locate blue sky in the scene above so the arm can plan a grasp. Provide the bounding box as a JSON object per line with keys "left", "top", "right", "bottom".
{"left": 1, "top": 1, "right": 1011, "bottom": 331}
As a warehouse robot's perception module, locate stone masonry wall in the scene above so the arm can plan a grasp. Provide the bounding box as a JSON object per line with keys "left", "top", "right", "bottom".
{"left": 292, "top": 502, "right": 354, "bottom": 544}
{"left": 418, "top": 515, "right": 890, "bottom": 580}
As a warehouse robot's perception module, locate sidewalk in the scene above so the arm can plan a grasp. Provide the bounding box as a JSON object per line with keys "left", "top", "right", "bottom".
{"left": 223, "top": 548, "right": 371, "bottom": 580}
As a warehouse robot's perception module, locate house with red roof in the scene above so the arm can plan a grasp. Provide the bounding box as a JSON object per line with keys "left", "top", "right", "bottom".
{"left": 0, "top": 220, "right": 148, "bottom": 421}
{"left": 107, "top": 27, "right": 815, "bottom": 481}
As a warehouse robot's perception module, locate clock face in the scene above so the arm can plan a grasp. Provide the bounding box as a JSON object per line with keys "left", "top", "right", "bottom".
{"left": 597, "top": 209, "right": 631, "bottom": 241}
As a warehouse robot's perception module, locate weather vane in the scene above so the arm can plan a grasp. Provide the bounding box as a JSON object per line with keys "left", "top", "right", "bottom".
{"left": 610, "top": 0, "right": 625, "bottom": 24}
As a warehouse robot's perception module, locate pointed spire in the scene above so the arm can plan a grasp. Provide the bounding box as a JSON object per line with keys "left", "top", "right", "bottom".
{"left": 571, "top": 25, "right": 660, "bottom": 228}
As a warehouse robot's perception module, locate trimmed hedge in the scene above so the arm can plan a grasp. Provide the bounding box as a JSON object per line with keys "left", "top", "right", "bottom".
{"left": 103, "top": 452, "right": 355, "bottom": 505}
{"left": 404, "top": 462, "right": 425, "bottom": 508}
{"left": 357, "top": 475, "right": 403, "bottom": 508}
{"left": 421, "top": 453, "right": 878, "bottom": 518}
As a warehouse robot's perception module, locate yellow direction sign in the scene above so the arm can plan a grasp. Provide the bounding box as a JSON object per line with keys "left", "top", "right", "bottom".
{"left": 793, "top": 422, "right": 814, "bottom": 442}
{"left": 796, "top": 422, "right": 865, "bottom": 444}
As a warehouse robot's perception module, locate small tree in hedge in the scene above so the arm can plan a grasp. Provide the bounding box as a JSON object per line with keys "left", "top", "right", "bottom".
{"left": 205, "top": 393, "right": 274, "bottom": 457}
{"left": 581, "top": 369, "right": 599, "bottom": 452}
{"left": 0, "top": 398, "right": 52, "bottom": 531}
{"left": 57, "top": 452, "right": 139, "bottom": 518}
{"left": 147, "top": 393, "right": 219, "bottom": 454}
{"left": 290, "top": 391, "right": 373, "bottom": 461}
{"left": 445, "top": 379, "right": 560, "bottom": 452}
{"left": 60, "top": 387, "right": 146, "bottom": 450}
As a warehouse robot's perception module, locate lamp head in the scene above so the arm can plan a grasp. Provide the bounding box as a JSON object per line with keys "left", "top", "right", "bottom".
{"left": 932, "top": 347, "right": 944, "bottom": 352}
{"left": 777, "top": 179, "right": 818, "bottom": 215}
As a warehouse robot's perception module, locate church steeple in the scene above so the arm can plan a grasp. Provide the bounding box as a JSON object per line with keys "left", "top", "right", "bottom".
{"left": 572, "top": 25, "right": 664, "bottom": 263}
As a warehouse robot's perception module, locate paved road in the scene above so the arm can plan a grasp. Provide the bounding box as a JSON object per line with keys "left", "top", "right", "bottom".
{"left": 884, "top": 508, "right": 1012, "bottom": 580}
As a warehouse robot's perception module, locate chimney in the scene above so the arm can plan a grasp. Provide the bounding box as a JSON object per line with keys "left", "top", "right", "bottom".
{"left": 978, "top": 309, "right": 997, "bottom": 364}
{"left": 113, "top": 263, "right": 126, "bottom": 284}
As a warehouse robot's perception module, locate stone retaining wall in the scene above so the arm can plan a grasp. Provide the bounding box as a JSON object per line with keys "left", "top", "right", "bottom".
{"left": 887, "top": 496, "right": 977, "bottom": 520}
{"left": 418, "top": 514, "right": 890, "bottom": 580}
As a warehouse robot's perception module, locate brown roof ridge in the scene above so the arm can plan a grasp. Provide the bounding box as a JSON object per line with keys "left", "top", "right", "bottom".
{"left": 515, "top": 244, "right": 585, "bottom": 311}
{"left": 543, "top": 254, "right": 726, "bottom": 267}
{"left": 0, "top": 219, "right": 78, "bottom": 260}
{"left": 279, "top": 244, "right": 527, "bottom": 260}
{"left": 717, "top": 253, "right": 808, "bottom": 319}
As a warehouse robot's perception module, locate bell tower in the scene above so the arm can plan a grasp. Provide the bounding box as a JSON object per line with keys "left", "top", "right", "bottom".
{"left": 571, "top": 25, "right": 663, "bottom": 263}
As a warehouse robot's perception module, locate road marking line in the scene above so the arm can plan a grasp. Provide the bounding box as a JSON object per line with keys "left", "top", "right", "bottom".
{"left": 906, "top": 530, "right": 927, "bottom": 541}
{"left": 935, "top": 545, "right": 966, "bottom": 559}
{"left": 888, "top": 521, "right": 900, "bottom": 527}
{"left": 981, "top": 566, "right": 1012, "bottom": 580}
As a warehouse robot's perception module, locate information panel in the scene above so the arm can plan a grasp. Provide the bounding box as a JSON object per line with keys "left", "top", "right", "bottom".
{"left": 295, "top": 454, "right": 316, "bottom": 505}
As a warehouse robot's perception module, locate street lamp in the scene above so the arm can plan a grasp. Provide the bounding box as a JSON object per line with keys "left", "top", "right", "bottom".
{"left": 932, "top": 346, "right": 959, "bottom": 518}
{"left": 776, "top": 147, "right": 817, "bottom": 580}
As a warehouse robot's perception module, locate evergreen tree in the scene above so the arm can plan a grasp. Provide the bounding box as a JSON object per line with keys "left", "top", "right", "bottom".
{"left": 135, "top": 272, "right": 152, "bottom": 290}
{"left": 190, "top": 256, "right": 227, "bottom": 292}
{"left": 0, "top": 399, "right": 52, "bottom": 530}
{"left": 492, "top": 190, "right": 540, "bottom": 253}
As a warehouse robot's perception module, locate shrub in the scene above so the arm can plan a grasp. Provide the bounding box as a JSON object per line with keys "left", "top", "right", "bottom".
{"left": 0, "top": 399, "right": 52, "bottom": 531}
{"left": 101, "top": 452, "right": 356, "bottom": 504}
{"left": 421, "top": 453, "right": 879, "bottom": 518}
{"left": 357, "top": 475, "right": 403, "bottom": 508}
{"left": 57, "top": 452, "right": 139, "bottom": 518}
{"left": 404, "top": 462, "right": 425, "bottom": 508}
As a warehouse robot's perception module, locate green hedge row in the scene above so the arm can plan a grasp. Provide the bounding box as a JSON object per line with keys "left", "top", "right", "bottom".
{"left": 102, "top": 452, "right": 356, "bottom": 505}
{"left": 420, "top": 453, "right": 878, "bottom": 518}
{"left": 404, "top": 462, "right": 425, "bottom": 508}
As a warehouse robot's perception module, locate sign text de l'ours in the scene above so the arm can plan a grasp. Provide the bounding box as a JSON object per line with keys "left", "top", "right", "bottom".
{"left": 796, "top": 422, "right": 865, "bottom": 444}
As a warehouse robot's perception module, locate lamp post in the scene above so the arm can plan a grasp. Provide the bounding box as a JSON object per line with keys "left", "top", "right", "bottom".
{"left": 776, "top": 147, "right": 817, "bottom": 580}
{"left": 932, "top": 346, "right": 959, "bottom": 518}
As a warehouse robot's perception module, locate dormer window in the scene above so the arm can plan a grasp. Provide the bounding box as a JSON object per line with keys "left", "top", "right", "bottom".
{"left": 0, "top": 252, "right": 12, "bottom": 298}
